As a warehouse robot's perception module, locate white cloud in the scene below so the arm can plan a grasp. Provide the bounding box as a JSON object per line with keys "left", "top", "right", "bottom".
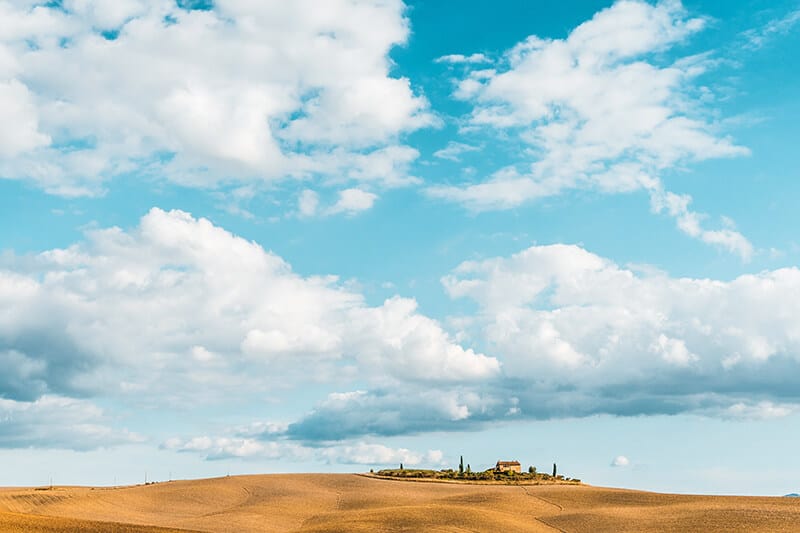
{"left": 326, "top": 188, "right": 378, "bottom": 216}
{"left": 443, "top": 244, "right": 800, "bottom": 412}
{"left": 62, "top": 0, "right": 149, "bottom": 30}
{"left": 282, "top": 388, "right": 502, "bottom": 441}
{"left": 0, "top": 208, "right": 498, "bottom": 408}
{"left": 0, "top": 0, "right": 434, "bottom": 195}
{"left": 0, "top": 80, "right": 50, "bottom": 157}
{"left": 163, "top": 435, "right": 444, "bottom": 466}
{"left": 7, "top": 218, "right": 800, "bottom": 448}
{"left": 323, "top": 443, "right": 445, "bottom": 466}
{"left": 297, "top": 189, "right": 320, "bottom": 217}
{"left": 190, "top": 345, "right": 217, "bottom": 363}
{"left": 0, "top": 395, "right": 142, "bottom": 450}
{"left": 741, "top": 8, "right": 800, "bottom": 50}
{"left": 722, "top": 401, "right": 794, "bottom": 421}
{"left": 611, "top": 455, "right": 630, "bottom": 467}
{"left": 427, "top": 0, "right": 752, "bottom": 257}
{"left": 296, "top": 188, "right": 379, "bottom": 218}
{"left": 433, "top": 142, "right": 480, "bottom": 162}
{"left": 650, "top": 189, "right": 753, "bottom": 260}
{"left": 162, "top": 436, "right": 301, "bottom": 461}
{"left": 435, "top": 53, "right": 490, "bottom": 64}
{"left": 649, "top": 334, "right": 696, "bottom": 367}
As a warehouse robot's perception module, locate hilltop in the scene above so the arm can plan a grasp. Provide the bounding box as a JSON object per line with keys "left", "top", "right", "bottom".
{"left": 371, "top": 468, "right": 580, "bottom": 484}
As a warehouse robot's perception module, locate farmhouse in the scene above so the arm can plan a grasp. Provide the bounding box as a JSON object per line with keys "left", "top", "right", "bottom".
{"left": 495, "top": 460, "right": 521, "bottom": 473}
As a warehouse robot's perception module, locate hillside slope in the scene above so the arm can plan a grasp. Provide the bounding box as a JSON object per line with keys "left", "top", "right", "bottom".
{"left": 1, "top": 474, "right": 798, "bottom": 532}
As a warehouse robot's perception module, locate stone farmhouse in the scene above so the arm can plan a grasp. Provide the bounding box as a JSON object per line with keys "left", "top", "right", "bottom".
{"left": 495, "top": 460, "right": 521, "bottom": 473}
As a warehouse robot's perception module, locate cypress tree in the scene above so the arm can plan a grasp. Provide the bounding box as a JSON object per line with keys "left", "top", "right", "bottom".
{"left": 459, "top": 455, "right": 464, "bottom": 475}
{"left": 552, "top": 463, "right": 557, "bottom": 477}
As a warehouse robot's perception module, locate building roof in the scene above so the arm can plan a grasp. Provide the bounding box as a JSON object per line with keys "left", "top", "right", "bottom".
{"left": 496, "top": 460, "right": 520, "bottom": 466}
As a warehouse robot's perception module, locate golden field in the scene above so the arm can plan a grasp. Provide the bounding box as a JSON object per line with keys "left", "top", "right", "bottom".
{"left": 0, "top": 474, "right": 798, "bottom": 532}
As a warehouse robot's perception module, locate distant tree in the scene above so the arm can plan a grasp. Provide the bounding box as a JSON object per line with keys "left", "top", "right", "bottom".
{"left": 459, "top": 455, "right": 464, "bottom": 475}
{"left": 369, "top": 468, "right": 374, "bottom": 473}
{"left": 466, "top": 464, "right": 471, "bottom": 475}
{"left": 528, "top": 466, "right": 535, "bottom": 474}
{"left": 552, "top": 463, "right": 557, "bottom": 477}
{"left": 400, "top": 463, "right": 404, "bottom": 470}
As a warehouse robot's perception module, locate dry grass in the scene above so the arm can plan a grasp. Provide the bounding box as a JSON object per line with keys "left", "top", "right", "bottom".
{"left": 0, "top": 509, "right": 195, "bottom": 533}
{"left": 0, "top": 474, "right": 798, "bottom": 532}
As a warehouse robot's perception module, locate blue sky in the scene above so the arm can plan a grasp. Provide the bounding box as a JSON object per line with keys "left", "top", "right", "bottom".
{"left": 1, "top": 0, "right": 800, "bottom": 495}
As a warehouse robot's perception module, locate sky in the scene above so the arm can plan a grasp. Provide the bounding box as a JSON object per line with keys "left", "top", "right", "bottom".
{"left": 1, "top": 0, "right": 800, "bottom": 496}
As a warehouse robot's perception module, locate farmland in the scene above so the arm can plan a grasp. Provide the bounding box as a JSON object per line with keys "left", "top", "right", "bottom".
{"left": 1, "top": 474, "right": 798, "bottom": 532}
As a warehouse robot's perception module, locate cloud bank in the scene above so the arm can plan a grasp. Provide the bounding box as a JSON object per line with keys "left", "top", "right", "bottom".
{"left": 3, "top": 211, "right": 800, "bottom": 453}
{"left": 441, "top": 244, "right": 800, "bottom": 414}
{"left": 0, "top": 208, "right": 498, "bottom": 403}
{"left": 233, "top": 242, "right": 800, "bottom": 445}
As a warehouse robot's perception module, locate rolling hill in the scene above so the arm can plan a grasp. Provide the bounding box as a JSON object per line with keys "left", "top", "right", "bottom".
{"left": 1, "top": 474, "right": 798, "bottom": 532}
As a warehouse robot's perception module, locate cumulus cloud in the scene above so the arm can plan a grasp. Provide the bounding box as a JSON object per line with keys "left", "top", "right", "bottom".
{"left": 611, "top": 455, "right": 630, "bottom": 467}
{"left": 442, "top": 244, "right": 800, "bottom": 416}
{"left": 0, "top": 80, "right": 50, "bottom": 157}
{"left": 162, "top": 436, "right": 303, "bottom": 461}
{"left": 5, "top": 211, "right": 799, "bottom": 450}
{"left": 0, "top": 0, "right": 434, "bottom": 195}
{"left": 0, "top": 208, "right": 498, "bottom": 407}
{"left": 163, "top": 435, "right": 444, "bottom": 466}
{"left": 0, "top": 396, "right": 141, "bottom": 450}
{"left": 284, "top": 389, "right": 500, "bottom": 441}
{"left": 5, "top": 209, "right": 799, "bottom": 451}
{"left": 427, "top": 0, "right": 752, "bottom": 257}
{"left": 297, "top": 189, "right": 320, "bottom": 217}
{"left": 326, "top": 188, "right": 378, "bottom": 216}
{"left": 327, "top": 443, "right": 444, "bottom": 466}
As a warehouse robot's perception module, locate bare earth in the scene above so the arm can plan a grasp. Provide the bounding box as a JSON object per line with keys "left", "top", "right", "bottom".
{"left": 0, "top": 474, "right": 798, "bottom": 532}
